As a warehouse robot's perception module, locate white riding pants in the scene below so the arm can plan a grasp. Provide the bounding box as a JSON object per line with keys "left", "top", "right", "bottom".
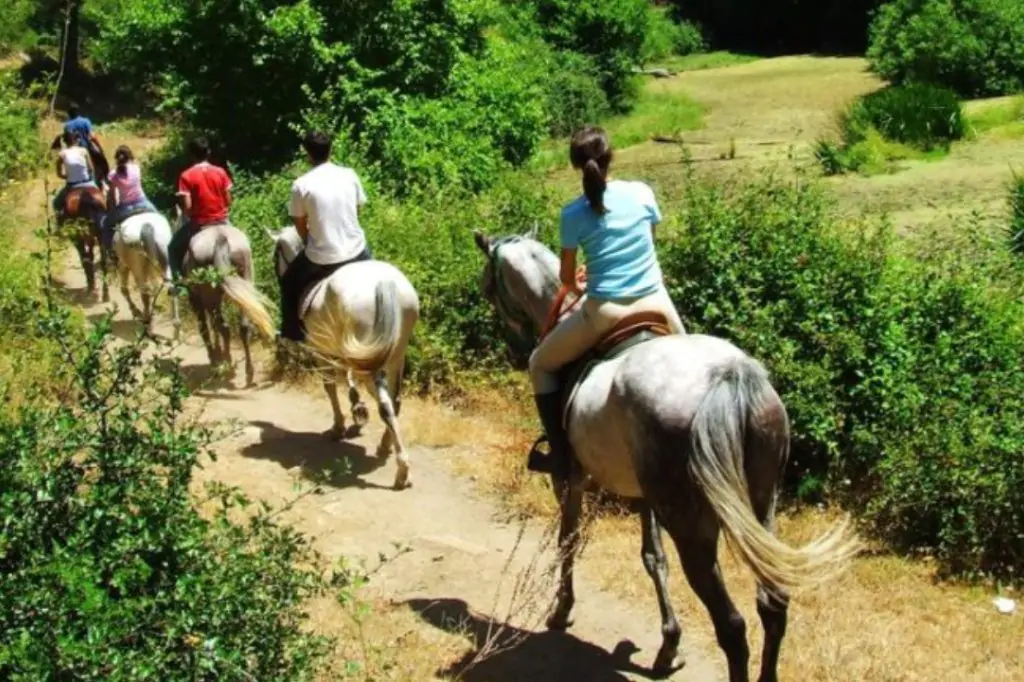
{"left": 529, "top": 286, "right": 686, "bottom": 394}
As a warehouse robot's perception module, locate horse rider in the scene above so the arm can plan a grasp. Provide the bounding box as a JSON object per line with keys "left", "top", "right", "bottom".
{"left": 168, "top": 136, "right": 234, "bottom": 286}
{"left": 278, "top": 129, "right": 372, "bottom": 343}
{"left": 52, "top": 103, "right": 108, "bottom": 185}
{"left": 102, "top": 145, "right": 158, "bottom": 255}
{"left": 526, "top": 125, "right": 685, "bottom": 477}
{"left": 52, "top": 130, "right": 98, "bottom": 216}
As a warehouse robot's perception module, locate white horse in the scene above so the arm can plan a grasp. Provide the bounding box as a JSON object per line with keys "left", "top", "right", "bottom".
{"left": 474, "top": 230, "right": 859, "bottom": 682}
{"left": 267, "top": 226, "right": 420, "bottom": 490}
{"left": 112, "top": 211, "right": 180, "bottom": 337}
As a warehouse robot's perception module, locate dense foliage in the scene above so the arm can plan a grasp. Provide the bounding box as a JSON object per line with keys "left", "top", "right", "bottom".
{"left": 0, "top": 73, "right": 41, "bottom": 185}
{"left": 661, "top": 169, "right": 1024, "bottom": 575}
{"left": 867, "top": 0, "right": 1024, "bottom": 97}
{"left": 816, "top": 83, "right": 964, "bottom": 175}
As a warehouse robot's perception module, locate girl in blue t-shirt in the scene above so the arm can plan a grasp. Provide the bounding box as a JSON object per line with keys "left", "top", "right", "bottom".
{"left": 527, "top": 125, "right": 684, "bottom": 476}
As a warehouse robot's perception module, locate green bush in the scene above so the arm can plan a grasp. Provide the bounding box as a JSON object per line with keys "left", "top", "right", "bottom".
{"left": 642, "top": 5, "right": 705, "bottom": 62}
{"left": 533, "top": 0, "right": 649, "bottom": 111}
{"left": 540, "top": 50, "right": 611, "bottom": 138}
{"left": 1007, "top": 171, "right": 1024, "bottom": 257}
{"left": 817, "top": 83, "right": 965, "bottom": 174}
{"left": 868, "top": 0, "right": 1024, "bottom": 97}
{"left": 0, "top": 312, "right": 336, "bottom": 679}
{"left": 849, "top": 84, "right": 966, "bottom": 150}
{"left": 0, "top": 73, "right": 41, "bottom": 185}
{"left": 661, "top": 167, "right": 1024, "bottom": 576}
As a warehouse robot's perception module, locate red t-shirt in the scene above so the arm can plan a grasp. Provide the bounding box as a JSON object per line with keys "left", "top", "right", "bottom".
{"left": 177, "top": 161, "right": 233, "bottom": 226}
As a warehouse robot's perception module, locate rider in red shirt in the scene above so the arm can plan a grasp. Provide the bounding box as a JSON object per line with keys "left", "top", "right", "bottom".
{"left": 169, "top": 137, "right": 233, "bottom": 281}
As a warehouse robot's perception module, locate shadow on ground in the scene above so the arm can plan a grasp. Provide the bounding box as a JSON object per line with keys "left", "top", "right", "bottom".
{"left": 404, "top": 597, "right": 664, "bottom": 682}
{"left": 241, "top": 419, "right": 391, "bottom": 490}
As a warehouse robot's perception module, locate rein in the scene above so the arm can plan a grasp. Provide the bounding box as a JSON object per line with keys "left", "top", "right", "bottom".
{"left": 489, "top": 236, "right": 587, "bottom": 345}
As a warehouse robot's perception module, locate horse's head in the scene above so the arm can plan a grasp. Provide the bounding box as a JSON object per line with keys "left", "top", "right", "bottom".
{"left": 264, "top": 226, "right": 303, "bottom": 280}
{"left": 473, "top": 227, "right": 560, "bottom": 361}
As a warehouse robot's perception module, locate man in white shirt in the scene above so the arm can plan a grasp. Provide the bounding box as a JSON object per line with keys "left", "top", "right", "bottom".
{"left": 279, "top": 130, "right": 373, "bottom": 342}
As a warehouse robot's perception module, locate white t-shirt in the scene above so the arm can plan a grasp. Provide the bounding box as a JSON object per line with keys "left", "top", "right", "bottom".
{"left": 289, "top": 162, "right": 368, "bottom": 265}
{"left": 61, "top": 147, "right": 91, "bottom": 184}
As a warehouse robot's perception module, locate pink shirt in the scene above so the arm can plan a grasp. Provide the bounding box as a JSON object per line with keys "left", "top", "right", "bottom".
{"left": 107, "top": 162, "right": 146, "bottom": 204}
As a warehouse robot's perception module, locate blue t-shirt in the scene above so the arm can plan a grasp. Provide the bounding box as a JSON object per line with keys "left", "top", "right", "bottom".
{"left": 64, "top": 116, "right": 93, "bottom": 146}
{"left": 559, "top": 179, "right": 664, "bottom": 300}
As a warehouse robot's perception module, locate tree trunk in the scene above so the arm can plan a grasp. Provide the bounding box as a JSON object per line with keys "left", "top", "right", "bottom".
{"left": 61, "top": 0, "right": 82, "bottom": 78}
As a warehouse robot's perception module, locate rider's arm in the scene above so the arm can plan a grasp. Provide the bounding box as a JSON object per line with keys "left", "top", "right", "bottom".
{"left": 176, "top": 173, "right": 192, "bottom": 217}
{"left": 289, "top": 179, "right": 308, "bottom": 241}
{"left": 559, "top": 248, "right": 581, "bottom": 295}
{"left": 55, "top": 156, "right": 66, "bottom": 180}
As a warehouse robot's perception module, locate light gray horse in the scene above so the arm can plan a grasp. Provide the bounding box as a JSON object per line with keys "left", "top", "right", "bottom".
{"left": 174, "top": 210, "right": 275, "bottom": 386}
{"left": 267, "top": 226, "right": 420, "bottom": 490}
{"left": 474, "top": 231, "right": 859, "bottom": 682}
{"left": 112, "top": 211, "right": 180, "bottom": 337}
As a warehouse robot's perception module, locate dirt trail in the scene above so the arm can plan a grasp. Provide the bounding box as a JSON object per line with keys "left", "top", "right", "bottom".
{"left": 38, "top": 162, "right": 724, "bottom": 679}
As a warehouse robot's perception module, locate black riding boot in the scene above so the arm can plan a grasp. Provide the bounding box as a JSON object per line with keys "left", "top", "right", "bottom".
{"left": 528, "top": 392, "right": 572, "bottom": 478}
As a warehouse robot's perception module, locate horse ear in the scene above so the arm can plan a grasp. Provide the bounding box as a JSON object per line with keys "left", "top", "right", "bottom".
{"left": 473, "top": 231, "right": 492, "bottom": 256}
{"left": 526, "top": 221, "right": 539, "bottom": 240}
{"left": 263, "top": 227, "right": 276, "bottom": 241}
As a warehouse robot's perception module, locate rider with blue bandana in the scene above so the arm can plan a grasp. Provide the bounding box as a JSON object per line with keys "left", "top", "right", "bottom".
{"left": 526, "top": 125, "right": 685, "bottom": 477}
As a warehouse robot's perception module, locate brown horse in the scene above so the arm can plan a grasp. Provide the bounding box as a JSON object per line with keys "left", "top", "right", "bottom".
{"left": 57, "top": 185, "right": 110, "bottom": 300}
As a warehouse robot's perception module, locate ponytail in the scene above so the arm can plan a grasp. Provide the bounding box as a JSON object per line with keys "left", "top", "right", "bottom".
{"left": 569, "top": 126, "right": 612, "bottom": 216}
{"left": 583, "top": 159, "right": 607, "bottom": 215}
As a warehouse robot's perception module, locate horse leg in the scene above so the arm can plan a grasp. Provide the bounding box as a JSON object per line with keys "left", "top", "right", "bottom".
{"left": 641, "top": 505, "right": 683, "bottom": 675}
{"left": 754, "top": 501, "right": 789, "bottom": 682}
{"left": 213, "top": 303, "right": 233, "bottom": 375}
{"left": 324, "top": 376, "right": 348, "bottom": 439}
{"left": 239, "top": 315, "right": 255, "bottom": 387}
{"left": 347, "top": 369, "right": 370, "bottom": 429}
{"left": 119, "top": 260, "right": 143, "bottom": 320}
{"left": 665, "top": 514, "right": 750, "bottom": 682}
{"left": 97, "top": 226, "right": 110, "bottom": 303}
{"left": 372, "top": 370, "right": 410, "bottom": 490}
{"left": 191, "top": 293, "right": 218, "bottom": 367}
{"left": 75, "top": 237, "right": 95, "bottom": 296}
{"left": 547, "top": 474, "right": 584, "bottom": 631}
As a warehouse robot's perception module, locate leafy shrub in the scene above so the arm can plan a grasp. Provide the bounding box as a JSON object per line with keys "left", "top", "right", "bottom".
{"left": 660, "top": 166, "right": 1024, "bottom": 576}
{"left": 0, "top": 73, "right": 41, "bottom": 185}
{"left": 642, "top": 5, "right": 705, "bottom": 62}
{"left": 1007, "top": 170, "right": 1024, "bottom": 257}
{"left": 533, "top": 0, "right": 649, "bottom": 111}
{"left": 867, "top": 0, "right": 1024, "bottom": 97}
{"left": 848, "top": 84, "right": 966, "bottom": 150}
{"left": 541, "top": 50, "right": 611, "bottom": 138}
{"left": 0, "top": 311, "right": 335, "bottom": 679}
{"left": 817, "top": 83, "right": 965, "bottom": 174}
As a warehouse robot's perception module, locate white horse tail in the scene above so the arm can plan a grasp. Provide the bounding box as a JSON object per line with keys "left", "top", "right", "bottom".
{"left": 689, "top": 357, "right": 860, "bottom": 596}
{"left": 140, "top": 221, "right": 167, "bottom": 273}
{"left": 309, "top": 278, "right": 402, "bottom": 373}
{"left": 212, "top": 235, "right": 276, "bottom": 340}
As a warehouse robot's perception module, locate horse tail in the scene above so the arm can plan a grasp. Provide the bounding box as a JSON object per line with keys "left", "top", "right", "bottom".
{"left": 688, "top": 357, "right": 860, "bottom": 596}
{"left": 308, "top": 278, "right": 402, "bottom": 373}
{"left": 213, "top": 234, "right": 276, "bottom": 340}
{"left": 139, "top": 221, "right": 167, "bottom": 273}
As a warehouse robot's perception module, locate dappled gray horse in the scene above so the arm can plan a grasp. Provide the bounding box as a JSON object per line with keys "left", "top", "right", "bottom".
{"left": 474, "top": 231, "right": 859, "bottom": 682}
{"left": 174, "top": 210, "right": 275, "bottom": 385}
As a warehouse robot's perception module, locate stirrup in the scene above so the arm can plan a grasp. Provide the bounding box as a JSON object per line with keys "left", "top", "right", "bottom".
{"left": 527, "top": 435, "right": 554, "bottom": 473}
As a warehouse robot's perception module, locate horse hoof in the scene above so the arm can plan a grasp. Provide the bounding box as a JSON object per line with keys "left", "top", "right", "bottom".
{"left": 651, "top": 649, "right": 685, "bottom": 679}
{"left": 352, "top": 403, "right": 370, "bottom": 427}
{"left": 393, "top": 470, "right": 411, "bottom": 490}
